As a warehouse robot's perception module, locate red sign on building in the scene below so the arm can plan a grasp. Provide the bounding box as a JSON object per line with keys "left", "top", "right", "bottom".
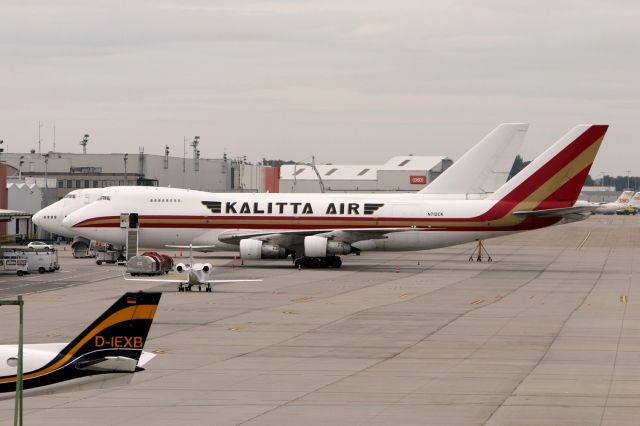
{"left": 409, "top": 175, "right": 427, "bottom": 184}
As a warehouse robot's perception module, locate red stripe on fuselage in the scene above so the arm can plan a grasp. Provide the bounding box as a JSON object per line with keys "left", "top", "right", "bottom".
{"left": 73, "top": 214, "right": 560, "bottom": 232}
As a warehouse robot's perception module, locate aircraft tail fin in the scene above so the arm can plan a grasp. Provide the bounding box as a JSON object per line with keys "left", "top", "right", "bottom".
{"left": 58, "top": 292, "right": 161, "bottom": 369}
{"left": 615, "top": 191, "right": 634, "bottom": 204}
{"left": 420, "top": 123, "right": 528, "bottom": 195}
{"left": 488, "top": 124, "right": 608, "bottom": 210}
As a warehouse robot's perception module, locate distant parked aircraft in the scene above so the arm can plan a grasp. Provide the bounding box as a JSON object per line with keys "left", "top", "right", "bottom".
{"left": 593, "top": 191, "right": 634, "bottom": 214}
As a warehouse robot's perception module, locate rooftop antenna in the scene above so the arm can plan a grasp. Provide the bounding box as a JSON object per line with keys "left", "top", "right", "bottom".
{"left": 191, "top": 136, "right": 200, "bottom": 172}
{"left": 80, "top": 134, "right": 90, "bottom": 154}
{"left": 52, "top": 125, "right": 56, "bottom": 152}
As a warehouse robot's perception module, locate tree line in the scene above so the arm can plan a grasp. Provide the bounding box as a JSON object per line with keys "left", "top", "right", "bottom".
{"left": 508, "top": 155, "right": 637, "bottom": 191}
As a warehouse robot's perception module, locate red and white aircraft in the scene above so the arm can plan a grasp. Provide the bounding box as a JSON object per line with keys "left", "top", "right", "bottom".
{"left": 62, "top": 124, "right": 607, "bottom": 268}
{"left": 593, "top": 190, "right": 634, "bottom": 214}
{"left": 33, "top": 123, "right": 528, "bottom": 238}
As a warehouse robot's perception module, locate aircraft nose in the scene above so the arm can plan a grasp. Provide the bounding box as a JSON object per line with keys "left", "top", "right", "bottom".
{"left": 32, "top": 209, "right": 44, "bottom": 228}
{"left": 62, "top": 210, "right": 83, "bottom": 229}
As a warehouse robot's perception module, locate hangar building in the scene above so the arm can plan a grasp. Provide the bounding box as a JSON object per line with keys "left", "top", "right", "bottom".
{"left": 279, "top": 156, "right": 452, "bottom": 193}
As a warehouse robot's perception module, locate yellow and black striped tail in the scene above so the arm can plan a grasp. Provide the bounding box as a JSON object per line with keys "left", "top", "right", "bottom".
{"left": 59, "top": 291, "right": 162, "bottom": 362}
{"left": 0, "top": 292, "right": 162, "bottom": 394}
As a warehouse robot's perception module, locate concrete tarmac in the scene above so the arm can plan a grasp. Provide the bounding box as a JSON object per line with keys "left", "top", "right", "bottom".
{"left": 0, "top": 215, "right": 639, "bottom": 425}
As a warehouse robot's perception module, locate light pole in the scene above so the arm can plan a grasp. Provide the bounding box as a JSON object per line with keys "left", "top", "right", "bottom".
{"left": 18, "top": 156, "right": 24, "bottom": 180}
{"left": 123, "top": 153, "right": 128, "bottom": 184}
{"left": 0, "top": 295, "right": 24, "bottom": 426}
{"left": 38, "top": 121, "right": 43, "bottom": 154}
{"left": 626, "top": 170, "right": 631, "bottom": 190}
{"left": 43, "top": 153, "right": 49, "bottom": 190}
{"left": 600, "top": 171, "right": 607, "bottom": 202}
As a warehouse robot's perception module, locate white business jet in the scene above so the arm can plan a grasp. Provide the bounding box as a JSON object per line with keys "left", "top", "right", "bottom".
{"left": 124, "top": 245, "right": 262, "bottom": 292}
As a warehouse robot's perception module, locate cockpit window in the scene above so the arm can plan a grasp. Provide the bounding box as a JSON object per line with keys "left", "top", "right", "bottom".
{"left": 99, "top": 196, "right": 111, "bottom": 201}
{"left": 64, "top": 194, "right": 76, "bottom": 199}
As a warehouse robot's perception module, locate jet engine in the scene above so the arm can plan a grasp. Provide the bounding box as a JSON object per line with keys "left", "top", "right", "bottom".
{"left": 304, "top": 236, "right": 351, "bottom": 257}
{"left": 201, "top": 263, "right": 212, "bottom": 273}
{"left": 175, "top": 263, "right": 187, "bottom": 272}
{"left": 240, "top": 239, "right": 286, "bottom": 260}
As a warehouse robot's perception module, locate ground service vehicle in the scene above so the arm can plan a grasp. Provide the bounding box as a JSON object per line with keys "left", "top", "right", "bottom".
{"left": 0, "top": 252, "right": 29, "bottom": 276}
{"left": 126, "top": 251, "right": 174, "bottom": 276}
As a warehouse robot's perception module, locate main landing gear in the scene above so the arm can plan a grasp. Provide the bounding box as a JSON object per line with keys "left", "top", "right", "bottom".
{"left": 294, "top": 256, "right": 342, "bottom": 269}
{"left": 178, "top": 283, "right": 213, "bottom": 292}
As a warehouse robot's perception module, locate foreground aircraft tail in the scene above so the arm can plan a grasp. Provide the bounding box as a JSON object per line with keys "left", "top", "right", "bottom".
{"left": 0, "top": 292, "right": 161, "bottom": 394}
{"left": 488, "top": 124, "right": 608, "bottom": 212}
{"left": 420, "top": 123, "right": 528, "bottom": 195}
{"left": 58, "top": 292, "right": 161, "bottom": 367}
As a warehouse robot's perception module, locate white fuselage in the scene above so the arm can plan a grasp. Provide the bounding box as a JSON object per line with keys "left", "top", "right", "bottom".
{"left": 63, "top": 187, "right": 552, "bottom": 253}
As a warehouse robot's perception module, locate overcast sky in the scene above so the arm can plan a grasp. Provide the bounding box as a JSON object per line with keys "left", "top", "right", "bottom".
{"left": 1, "top": 0, "right": 637, "bottom": 176}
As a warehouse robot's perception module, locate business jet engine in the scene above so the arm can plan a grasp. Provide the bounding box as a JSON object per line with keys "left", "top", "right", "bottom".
{"left": 201, "top": 263, "right": 212, "bottom": 272}
{"left": 304, "top": 236, "right": 351, "bottom": 257}
{"left": 240, "top": 239, "right": 287, "bottom": 260}
{"left": 175, "top": 263, "right": 187, "bottom": 272}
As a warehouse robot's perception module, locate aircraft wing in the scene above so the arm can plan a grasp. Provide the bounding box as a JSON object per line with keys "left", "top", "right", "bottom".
{"left": 76, "top": 356, "right": 139, "bottom": 373}
{"left": 123, "top": 276, "right": 187, "bottom": 283}
{"left": 217, "top": 227, "right": 430, "bottom": 246}
{"left": 123, "top": 275, "right": 262, "bottom": 284}
{"left": 512, "top": 205, "right": 597, "bottom": 218}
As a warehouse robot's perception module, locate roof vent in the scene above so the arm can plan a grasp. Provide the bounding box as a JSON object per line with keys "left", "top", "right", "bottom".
{"left": 325, "top": 168, "right": 338, "bottom": 176}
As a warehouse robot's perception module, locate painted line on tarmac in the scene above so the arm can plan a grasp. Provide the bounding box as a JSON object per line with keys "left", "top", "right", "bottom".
{"left": 577, "top": 231, "right": 592, "bottom": 250}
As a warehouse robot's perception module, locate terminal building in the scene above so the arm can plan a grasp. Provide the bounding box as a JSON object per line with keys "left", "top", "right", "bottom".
{"left": 1, "top": 151, "right": 278, "bottom": 201}
{"left": 279, "top": 156, "right": 453, "bottom": 193}
{"left": 0, "top": 150, "right": 278, "bottom": 240}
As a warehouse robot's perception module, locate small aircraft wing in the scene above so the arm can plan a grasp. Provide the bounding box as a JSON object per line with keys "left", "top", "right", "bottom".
{"left": 76, "top": 356, "right": 140, "bottom": 373}
{"left": 123, "top": 276, "right": 187, "bottom": 283}
{"left": 123, "top": 275, "right": 262, "bottom": 285}
{"left": 217, "top": 227, "right": 434, "bottom": 246}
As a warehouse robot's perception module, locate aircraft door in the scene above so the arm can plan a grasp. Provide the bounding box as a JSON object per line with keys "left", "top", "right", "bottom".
{"left": 119, "top": 213, "right": 139, "bottom": 228}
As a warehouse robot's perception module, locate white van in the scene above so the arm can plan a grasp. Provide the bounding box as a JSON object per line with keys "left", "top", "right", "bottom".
{"left": 6, "top": 249, "right": 59, "bottom": 273}
{"left": 0, "top": 253, "right": 29, "bottom": 276}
